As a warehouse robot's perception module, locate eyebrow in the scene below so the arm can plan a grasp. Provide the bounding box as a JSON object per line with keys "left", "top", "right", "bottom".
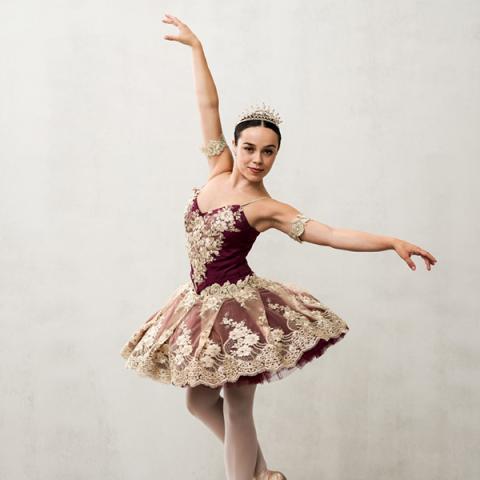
{"left": 242, "top": 142, "right": 277, "bottom": 149}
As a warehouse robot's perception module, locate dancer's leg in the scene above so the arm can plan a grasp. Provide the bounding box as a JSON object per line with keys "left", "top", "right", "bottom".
{"left": 222, "top": 382, "right": 259, "bottom": 480}
{"left": 185, "top": 385, "right": 225, "bottom": 441}
{"left": 185, "top": 384, "right": 268, "bottom": 475}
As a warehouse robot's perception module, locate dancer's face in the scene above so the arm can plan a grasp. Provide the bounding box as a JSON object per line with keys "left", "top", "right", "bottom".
{"left": 232, "top": 126, "right": 279, "bottom": 182}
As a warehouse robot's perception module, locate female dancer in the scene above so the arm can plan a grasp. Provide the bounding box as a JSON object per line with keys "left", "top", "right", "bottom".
{"left": 121, "top": 13, "right": 438, "bottom": 480}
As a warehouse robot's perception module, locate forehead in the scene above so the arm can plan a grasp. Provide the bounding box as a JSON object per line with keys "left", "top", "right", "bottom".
{"left": 240, "top": 126, "right": 277, "bottom": 147}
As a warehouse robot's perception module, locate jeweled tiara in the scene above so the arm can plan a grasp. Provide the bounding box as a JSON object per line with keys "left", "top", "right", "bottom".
{"left": 236, "top": 102, "right": 283, "bottom": 127}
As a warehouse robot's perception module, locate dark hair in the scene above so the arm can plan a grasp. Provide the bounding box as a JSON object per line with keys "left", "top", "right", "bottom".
{"left": 234, "top": 119, "right": 282, "bottom": 150}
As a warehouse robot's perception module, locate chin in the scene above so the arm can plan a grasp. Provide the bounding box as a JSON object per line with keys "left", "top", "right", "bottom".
{"left": 247, "top": 172, "right": 265, "bottom": 181}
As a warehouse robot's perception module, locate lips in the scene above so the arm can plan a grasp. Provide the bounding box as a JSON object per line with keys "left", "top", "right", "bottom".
{"left": 248, "top": 167, "right": 263, "bottom": 173}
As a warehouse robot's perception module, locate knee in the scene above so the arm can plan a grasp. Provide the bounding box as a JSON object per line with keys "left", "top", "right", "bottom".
{"left": 185, "top": 394, "right": 205, "bottom": 417}
{"left": 185, "top": 399, "right": 198, "bottom": 417}
{"left": 185, "top": 386, "right": 221, "bottom": 417}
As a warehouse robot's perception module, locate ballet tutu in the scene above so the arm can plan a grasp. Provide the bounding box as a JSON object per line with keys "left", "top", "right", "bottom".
{"left": 120, "top": 273, "right": 349, "bottom": 388}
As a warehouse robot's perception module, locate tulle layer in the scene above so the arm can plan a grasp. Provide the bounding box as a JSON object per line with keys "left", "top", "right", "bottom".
{"left": 120, "top": 273, "right": 349, "bottom": 388}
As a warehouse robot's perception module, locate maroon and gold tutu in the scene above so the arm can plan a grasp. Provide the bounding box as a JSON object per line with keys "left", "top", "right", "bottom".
{"left": 120, "top": 187, "right": 349, "bottom": 388}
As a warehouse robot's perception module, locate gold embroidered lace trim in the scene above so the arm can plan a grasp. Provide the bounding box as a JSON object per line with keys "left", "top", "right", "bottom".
{"left": 288, "top": 213, "right": 311, "bottom": 243}
{"left": 184, "top": 188, "right": 243, "bottom": 289}
{"left": 120, "top": 273, "right": 349, "bottom": 388}
{"left": 200, "top": 133, "right": 227, "bottom": 157}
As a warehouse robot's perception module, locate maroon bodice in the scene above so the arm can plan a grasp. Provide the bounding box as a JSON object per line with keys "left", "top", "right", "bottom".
{"left": 183, "top": 187, "right": 261, "bottom": 294}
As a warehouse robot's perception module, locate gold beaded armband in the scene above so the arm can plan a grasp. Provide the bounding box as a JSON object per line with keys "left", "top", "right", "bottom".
{"left": 288, "top": 213, "right": 311, "bottom": 243}
{"left": 200, "top": 133, "right": 227, "bottom": 158}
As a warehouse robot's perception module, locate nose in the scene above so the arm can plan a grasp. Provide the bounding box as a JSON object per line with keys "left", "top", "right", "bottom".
{"left": 253, "top": 152, "right": 263, "bottom": 164}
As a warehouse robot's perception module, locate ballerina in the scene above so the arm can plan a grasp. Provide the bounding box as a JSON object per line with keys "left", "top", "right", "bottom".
{"left": 120, "top": 13, "right": 438, "bottom": 480}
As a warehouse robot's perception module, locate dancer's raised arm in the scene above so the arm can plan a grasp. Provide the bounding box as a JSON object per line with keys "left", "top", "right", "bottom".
{"left": 162, "top": 14, "right": 233, "bottom": 178}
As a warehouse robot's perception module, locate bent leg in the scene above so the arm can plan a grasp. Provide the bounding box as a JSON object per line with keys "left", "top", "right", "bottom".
{"left": 185, "top": 384, "right": 224, "bottom": 442}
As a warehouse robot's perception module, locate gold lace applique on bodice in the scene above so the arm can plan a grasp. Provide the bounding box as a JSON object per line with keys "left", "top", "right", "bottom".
{"left": 184, "top": 187, "right": 259, "bottom": 292}
{"left": 184, "top": 188, "right": 242, "bottom": 288}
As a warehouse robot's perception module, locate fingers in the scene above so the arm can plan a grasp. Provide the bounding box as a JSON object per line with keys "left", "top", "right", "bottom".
{"left": 162, "top": 16, "right": 176, "bottom": 26}
{"left": 415, "top": 248, "right": 438, "bottom": 271}
{"left": 414, "top": 246, "right": 437, "bottom": 264}
{"left": 164, "top": 13, "right": 182, "bottom": 27}
{"left": 422, "top": 251, "right": 436, "bottom": 271}
{"left": 396, "top": 240, "right": 438, "bottom": 272}
{"left": 408, "top": 247, "right": 438, "bottom": 271}
{"left": 422, "top": 256, "right": 431, "bottom": 271}
{"left": 162, "top": 13, "right": 183, "bottom": 42}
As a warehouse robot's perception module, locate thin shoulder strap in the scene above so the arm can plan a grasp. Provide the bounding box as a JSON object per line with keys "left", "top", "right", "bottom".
{"left": 193, "top": 185, "right": 205, "bottom": 196}
{"left": 240, "top": 196, "right": 270, "bottom": 207}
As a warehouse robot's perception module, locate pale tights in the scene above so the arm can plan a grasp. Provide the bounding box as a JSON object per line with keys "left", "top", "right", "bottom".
{"left": 186, "top": 382, "right": 267, "bottom": 480}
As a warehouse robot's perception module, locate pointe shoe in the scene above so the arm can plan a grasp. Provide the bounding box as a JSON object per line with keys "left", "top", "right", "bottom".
{"left": 253, "top": 468, "right": 287, "bottom": 480}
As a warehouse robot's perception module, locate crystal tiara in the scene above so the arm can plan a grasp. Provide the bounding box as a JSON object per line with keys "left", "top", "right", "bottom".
{"left": 236, "top": 102, "right": 283, "bottom": 127}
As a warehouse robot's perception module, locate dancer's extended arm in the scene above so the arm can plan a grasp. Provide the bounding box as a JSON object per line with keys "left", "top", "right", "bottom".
{"left": 261, "top": 200, "right": 438, "bottom": 271}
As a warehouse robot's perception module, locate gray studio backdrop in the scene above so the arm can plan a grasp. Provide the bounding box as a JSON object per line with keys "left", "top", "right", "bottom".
{"left": 1, "top": 1, "right": 478, "bottom": 479}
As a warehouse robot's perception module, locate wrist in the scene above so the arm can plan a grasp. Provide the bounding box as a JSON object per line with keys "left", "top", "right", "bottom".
{"left": 191, "top": 38, "right": 202, "bottom": 50}
{"left": 389, "top": 237, "right": 400, "bottom": 250}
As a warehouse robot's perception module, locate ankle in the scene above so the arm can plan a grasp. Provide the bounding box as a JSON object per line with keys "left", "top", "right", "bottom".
{"left": 254, "top": 465, "right": 268, "bottom": 476}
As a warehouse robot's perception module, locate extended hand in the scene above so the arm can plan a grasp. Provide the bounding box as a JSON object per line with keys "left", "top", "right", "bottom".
{"left": 392, "top": 239, "right": 437, "bottom": 271}
{"left": 162, "top": 13, "right": 200, "bottom": 47}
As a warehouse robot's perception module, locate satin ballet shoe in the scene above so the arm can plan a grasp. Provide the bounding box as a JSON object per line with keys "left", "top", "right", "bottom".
{"left": 253, "top": 469, "right": 287, "bottom": 480}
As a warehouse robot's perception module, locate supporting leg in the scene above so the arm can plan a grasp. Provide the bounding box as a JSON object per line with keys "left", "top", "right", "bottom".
{"left": 222, "top": 382, "right": 259, "bottom": 480}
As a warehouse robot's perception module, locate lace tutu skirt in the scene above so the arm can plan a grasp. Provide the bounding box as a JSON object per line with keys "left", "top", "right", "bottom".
{"left": 120, "top": 273, "right": 349, "bottom": 388}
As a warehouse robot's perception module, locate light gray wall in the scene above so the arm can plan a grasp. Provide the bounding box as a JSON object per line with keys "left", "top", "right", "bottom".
{"left": 1, "top": 1, "right": 478, "bottom": 479}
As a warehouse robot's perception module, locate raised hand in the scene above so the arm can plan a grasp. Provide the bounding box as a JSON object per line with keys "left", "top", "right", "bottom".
{"left": 162, "top": 13, "right": 200, "bottom": 47}
{"left": 392, "top": 239, "right": 438, "bottom": 271}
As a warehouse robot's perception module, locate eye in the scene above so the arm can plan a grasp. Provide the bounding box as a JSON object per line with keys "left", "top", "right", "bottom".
{"left": 244, "top": 146, "right": 254, "bottom": 152}
{"left": 264, "top": 150, "right": 273, "bottom": 155}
